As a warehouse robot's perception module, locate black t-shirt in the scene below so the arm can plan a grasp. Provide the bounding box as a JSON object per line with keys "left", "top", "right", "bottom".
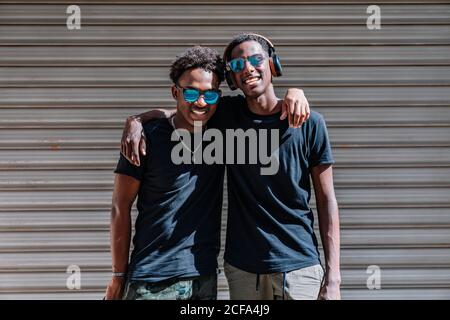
{"left": 213, "top": 95, "right": 335, "bottom": 273}
{"left": 114, "top": 119, "right": 225, "bottom": 282}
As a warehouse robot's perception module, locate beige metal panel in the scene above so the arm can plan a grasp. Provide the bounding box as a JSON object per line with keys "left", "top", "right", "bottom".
{"left": 0, "top": 170, "right": 114, "bottom": 190}
{"left": 2, "top": 248, "right": 449, "bottom": 271}
{"left": 342, "top": 288, "right": 450, "bottom": 300}
{"left": 2, "top": 207, "right": 450, "bottom": 232}
{"left": 1, "top": 147, "right": 449, "bottom": 170}
{"left": 334, "top": 187, "right": 450, "bottom": 207}
{"left": 1, "top": 4, "right": 449, "bottom": 25}
{"left": 340, "top": 248, "right": 450, "bottom": 268}
{"left": 0, "top": 149, "right": 117, "bottom": 170}
{"left": 1, "top": 87, "right": 450, "bottom": 106}
{"left": 0, "top": 190, "right": 113, "bottom": 210}
{"left": 2, "top": 248, "right": 450, "bottom": 299}
{"left": 0, "top": 292, "right": 106, "bottom": 300}
{"left": 0, "top": 231, "right": 110, "bottom": 252}
{"left": 0, "top": 107, "right": 155, "bottom": 128}
{"left": 343, "top": 268, "right": 450, "bottom": 287}
{"left": 1, "top": 228, "right": 449, "bottom": 253}
{"left": 0, "top": 271, "right": 109, "bottom": 290}
{"left": 4, "top": 288, "right": 450, "bottom": 300}
{"left": 1, "top": 127, "right": 449, "bottom": 149}
{"left": 65, "top": 126, "right": 450, "bottom": 146}
{"left": 0, "top": 210, "right": 112, "bottom": 231}
{"left": 2, "top": 66, "right": 450, "bottom": 87}
{"left": 317, "top": 106, "right": 450, "bottom": 126}
{"left": 1, "top": 187, "right": 449, "bottom": 210}
{"left": 332, "top": 147, "right": 450, "bottom": 167}
{"left": 282, "top": 67, "right": 450, "bottom": 86}
{"left": 1, "top": 25, "right": 449, "bottom": 46}
{"left": 0, "top": 128, "right": 122, "bottom": 149}
{"left": 333, "top": 168, "right": 450, "bottom": 187}
{"left": 2, "top": 268, "right": 450, "bottom": 290}
{"left": 2, "top": 46, "right": 450, "bottom": 67}
{"left": 0, "top": 270, "right": 224, "bottom": 298}
{"left": 2, "top": 268, "right": 450, "bottom": 295}
{"left": 340, "top": 228, "right": 450, "bottom": 248}
{"left": 0, "top": 271, "right": 109, "bottom": 299}
{"left": 1, "top": 106, "right": 449, "bottom": 128}
{"left": 338, "top": 208, "right": 450, "bottom": 227}
{"left": 0, "top": 251, "right": 111, "bottom": 271}
{"left": 1, "top": 167, "right": 449, "bottom": 190}
{"left": 0, "top": 1, "right": 449, "bottom": 301}
{"left": 2, "top": 287, "right": 450, "bottom": 300}
{"left": 328, "top": 127, "right": 450, "bottom": 146}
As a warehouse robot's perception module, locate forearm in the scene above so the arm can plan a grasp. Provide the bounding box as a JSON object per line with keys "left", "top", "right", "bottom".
{"left": 317, "top": 198, "right": 341, "bottom": 283}
{"left": 110, "top": 206, "right": 132, "bottom": 273}
{"left": 133, "top": 109, "right": 176, "bottom": 124}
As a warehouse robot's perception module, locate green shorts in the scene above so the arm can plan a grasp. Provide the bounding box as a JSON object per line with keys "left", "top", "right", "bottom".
{"left": 122, "top": 273, "right": 217, "bottom": 300}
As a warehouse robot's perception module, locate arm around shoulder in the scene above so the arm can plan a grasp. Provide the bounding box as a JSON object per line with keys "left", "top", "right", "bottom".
{"left": 121, "top": 108, "right": 176, "bottom": 166}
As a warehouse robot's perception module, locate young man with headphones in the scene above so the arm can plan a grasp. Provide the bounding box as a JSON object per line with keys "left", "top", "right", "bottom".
{"left": 218, "top": 33, "right": 340, "bottom": 300}
{"left": 120, "top": 33, "right": 340, "bottom": 300}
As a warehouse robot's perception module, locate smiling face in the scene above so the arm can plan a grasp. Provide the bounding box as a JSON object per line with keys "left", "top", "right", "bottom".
{"left": 171, "top": 68, "right": 219, "bottom": 127}
{"left": 229, "top": 40, "right": 273, "bottom": 98}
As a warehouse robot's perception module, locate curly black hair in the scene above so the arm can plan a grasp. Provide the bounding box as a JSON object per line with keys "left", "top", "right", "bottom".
{"left": 224, "top": 33, "right": 271, "bottom": 63}
{"left": 169, "top": 46, "right": 225, "bottom": 85}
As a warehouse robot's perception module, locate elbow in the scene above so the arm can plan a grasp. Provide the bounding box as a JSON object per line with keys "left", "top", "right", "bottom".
{"left": 329, "top": 196, "right": 339, "bottom": 210}
{"left": 319, "top": 193, "right": 338, "bottom": 207}
{"left": 111, "top": 200, "right": 132, "bottom": 221}
{"left": 317, "top": 195, "right": 339, "bottom": 217}
{"left": 324, "top": 192, "right": 338, "bottom": 208}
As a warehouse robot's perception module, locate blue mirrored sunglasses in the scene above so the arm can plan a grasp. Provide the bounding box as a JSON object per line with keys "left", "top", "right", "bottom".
{"left": 227, "top": 54, "right": 266, "bottom": 73}
{"left": 177, "top": 86, "right": 221, "bottom": 105}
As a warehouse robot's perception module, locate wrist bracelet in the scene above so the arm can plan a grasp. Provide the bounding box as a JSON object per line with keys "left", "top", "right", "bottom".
{"left": 112, "top": 272, "right": 127, "bottom": 277}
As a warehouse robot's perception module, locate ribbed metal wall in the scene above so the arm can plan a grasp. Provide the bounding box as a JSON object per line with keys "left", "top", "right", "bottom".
{"left": 0, "top": 1, "right": 449, "bottom": 299}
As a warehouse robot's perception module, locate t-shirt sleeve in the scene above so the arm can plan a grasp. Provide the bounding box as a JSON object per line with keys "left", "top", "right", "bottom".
{"left": 309, "top": 114, "right": 335, "bottom": 168}
{"left": 114, "top": 153, "right": 146, "bottom": 181}
{"left": 113, "top": 124, "right": 154, "bottom": 181}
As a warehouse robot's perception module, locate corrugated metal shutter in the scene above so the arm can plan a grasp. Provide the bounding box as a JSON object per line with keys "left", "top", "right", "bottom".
{"left": 0, "top": 1, "right": 449, "bottom": 299}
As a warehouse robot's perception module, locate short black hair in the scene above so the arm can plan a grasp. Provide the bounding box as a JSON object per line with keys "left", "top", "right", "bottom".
{"left": 169, "top": 46, "right": 225, "bottom": 85}
{"left": 224, "top": 33, "right": 271, "bottom": 63}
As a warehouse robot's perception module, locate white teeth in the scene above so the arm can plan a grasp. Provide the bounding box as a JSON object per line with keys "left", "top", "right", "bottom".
{"left": 192, "top": 109, "right": 207, "bottom": 115}
{"left": 244, "top": 77, "right": 260, "bottom": 84}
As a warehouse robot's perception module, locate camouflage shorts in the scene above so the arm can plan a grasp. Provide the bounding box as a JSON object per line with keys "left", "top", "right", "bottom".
{"left": 122, "top": 273, "right": 217, "bottom": 300}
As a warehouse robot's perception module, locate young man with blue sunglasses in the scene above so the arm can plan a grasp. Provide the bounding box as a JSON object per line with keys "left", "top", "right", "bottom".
{"left": 119, "top": 34, "right": 340, "bottom": 300}
{"left": 105, "top": 47, "right": 226, "bottom": 300}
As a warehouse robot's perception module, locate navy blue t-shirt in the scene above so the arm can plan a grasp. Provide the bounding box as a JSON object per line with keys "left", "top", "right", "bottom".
{"left": 114, "top": 118, "right": 225, "bottom": 282}
{"left": 213, "top": 95, "right": 335, "bottom": 273}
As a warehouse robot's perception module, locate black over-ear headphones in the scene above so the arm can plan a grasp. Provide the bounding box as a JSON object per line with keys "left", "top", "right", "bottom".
{"left": 223, "top": 33, "right": 283, "bottom": 91}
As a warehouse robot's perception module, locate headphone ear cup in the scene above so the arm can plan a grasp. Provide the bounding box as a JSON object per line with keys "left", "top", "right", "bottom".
{"left": 225, "top": 71, "right": 237, "bottom": 91}
{"left": 272, "top": 54, "right": 283, "bottom": 77}
{"left": 268, "top": 59, "right": 276, "bottom": 77}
